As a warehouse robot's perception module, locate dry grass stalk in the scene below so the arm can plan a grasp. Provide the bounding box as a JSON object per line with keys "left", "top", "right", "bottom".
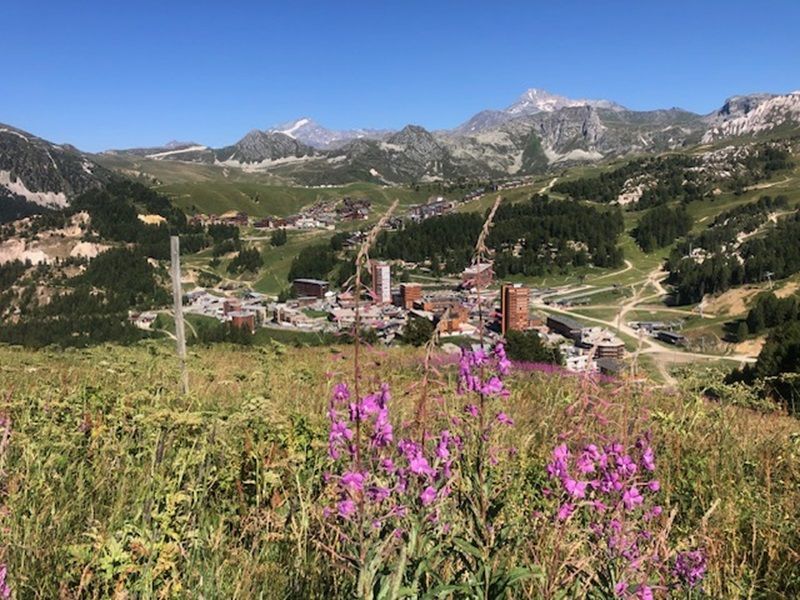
{"left": 473, "top": 195, "right": 502, "bottom": 265}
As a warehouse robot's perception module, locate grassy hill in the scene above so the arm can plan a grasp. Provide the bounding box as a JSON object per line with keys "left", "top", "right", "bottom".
{"left": 1, "top": 341, "right": 799, "bottom": 597}
{"left": 94, "top": 153, "right": 457, "bottom": 218}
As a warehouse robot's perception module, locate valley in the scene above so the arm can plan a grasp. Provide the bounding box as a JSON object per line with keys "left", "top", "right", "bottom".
{"left": 5, "top": 2, "right": 800, "bottom": 596}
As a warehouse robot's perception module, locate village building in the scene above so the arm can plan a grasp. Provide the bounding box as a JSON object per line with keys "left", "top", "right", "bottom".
{"left": 292, "top": 278, "right": 329, "bottom": 298}
{"left": 500, "top": 283, "right": 530, "bottom": 334}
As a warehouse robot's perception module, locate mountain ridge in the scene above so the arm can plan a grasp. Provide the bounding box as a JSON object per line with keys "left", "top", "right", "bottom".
{"left": 4, "top": 88, "right": 800, "bottom": 205}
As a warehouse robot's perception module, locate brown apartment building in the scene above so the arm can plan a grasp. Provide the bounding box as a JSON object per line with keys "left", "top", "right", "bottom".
{"left": 501, "top": 283, "right": 530, "bottom": 335}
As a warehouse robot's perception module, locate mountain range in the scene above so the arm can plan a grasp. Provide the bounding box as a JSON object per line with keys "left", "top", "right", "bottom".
{"left": 2, "top": 88, "right": 800, "bottom": 215}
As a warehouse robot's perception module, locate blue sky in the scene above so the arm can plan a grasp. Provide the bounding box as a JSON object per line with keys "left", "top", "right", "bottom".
{"left": 3, "top": 0, "right": 799, "bottom": 151}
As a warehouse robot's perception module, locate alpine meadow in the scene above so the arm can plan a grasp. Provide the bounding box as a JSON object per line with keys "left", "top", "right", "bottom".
{"left": 2, "top": 1, "right": 800, "bottom": 598}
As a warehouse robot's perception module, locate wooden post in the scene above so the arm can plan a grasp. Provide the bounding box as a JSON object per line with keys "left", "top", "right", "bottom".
{"left": 170, "top": 236, "right": 189, "bottom": 395}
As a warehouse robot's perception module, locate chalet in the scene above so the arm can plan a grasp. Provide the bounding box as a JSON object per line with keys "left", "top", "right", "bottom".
{"left": 657, "top": 331, "right": 687, "bottom": 346}
{"left": 546, "top": 314, "right": 585, "bottom": 341}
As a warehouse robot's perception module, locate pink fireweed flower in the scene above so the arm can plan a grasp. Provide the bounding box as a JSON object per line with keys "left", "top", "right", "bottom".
{"left": 557, "top": 502, "right": 575, "bottom": 521}
{"left": 398, "top": 439, "right": 420, "bottom": 460}
{"left": 614, "top": 580, "right": 628, "bottom": 597}
{"left": 340, "top": 471, "right": 366, "bottom": 492}
{"left": 644, "top": 506, "right": 663, "bottom": 521}
{"left": 564, "top": 478, "right": 588, "bottom": 499}
{"left": 409, "top": 455, "right": 435, "bottom": 478}
{"left": 465, "top": 404, "right": 480, "bottom": 417}
{"left": 328, "top": 420, "right": 354, "bottom": 459}
{"left": 576, "top": 452, "right": 596, "bottom": 474}
{"left": 641, "top": 446, "right": 656, "bottom": 472}
{"left": 481, "top": 376, "right": 506, "bottom": 396}
{"left": 371, "top": 409, "right": 394, "bottom": 447}
{"left": 419, "top": 486, "right": 437, "bottom": 506}
{"left": 618, "top": 454, "right": 638, "bottom": 476}
{"left": 553, "top": 443, "right": 570, "bottom": 461}
{"left": 332, "top": 382, "right": 350, "bottom": 404}
{"left": 0, "top": 565, "right": 9, "bottom": 600}
{"left": 338, "top": 499, "right": 356, "bottom": 519}
{"left": 636, "top": 584, "right": 653, "bottom": 600}
{"left": 367, "top": 485, "right": 391, "bottom": 503}
{"left": 647, "top": 480, "right": 660, "bottom": 492}
{"left": 674, "top": 549, "right": 706, "bottom": 588}
{"left": 359, "top": 393, "right": 381, "bottom": 416}
{"left": 623, "top": 486, "right": 644, "bottom": 511}
{"left": 436, "top": 431, "right": 451, "bottom": 460}
{"left": 496, "top": 411, "right": 514, "bottom": 426}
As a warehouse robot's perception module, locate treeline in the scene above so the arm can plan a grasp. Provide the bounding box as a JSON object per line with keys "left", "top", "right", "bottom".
{"left": 71, "top": 180, "right": 207, "bottom": 259}
{"left": 727, "top": 320, "right": 800, "bottom": 415}
{"left": 0, "top": 248, "right": 166, "bottom": 348}
{"left": 0, "top": 181, "right": 234, "bottom": 348}
{"left": 287, "top": 232, "right": 356, "bottom": 287}
{"left": 0, "top": 194, "right": 50, "bottom": 224}
{"left": 633, "top": 205, "right": 692, "bottom": 252}
{"left": 490, "top": 197, "right": 624, "bottom": 276}
{"left": 552, "top": 144, "right": 793, "bottom": 208}
{"left": 504, "top": 330, "right": 563, "bottom": 365}
{"left": 375, "top": 213, "right": 483, "bottom": 271}
{"left": 552, "top": 155, "right": 703, "bottom": 206}
{"left": 227, "top": 248, "right": 263, "bottom": 274}
{"left": 374, "top": 196, "right": 624, "bottom": 277}
{"left": 667, "top": 211, "right": 800, "bottom": 304}
{"left": 672, "top": 195, "right": 788, "bottom": 258}
{"left": 742, "top": 293, "right": 799, "bottom": 337}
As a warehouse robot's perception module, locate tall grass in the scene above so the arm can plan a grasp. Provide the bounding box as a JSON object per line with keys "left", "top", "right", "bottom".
{"left": 1, "top": 341, "right": 799, "bottom": 597}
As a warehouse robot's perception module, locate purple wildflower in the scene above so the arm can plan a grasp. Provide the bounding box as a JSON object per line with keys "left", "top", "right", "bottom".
{"left": 673, "top": 549, "right": 706, "bottom": 588}
{"left": 565, "top": 478, "right": 588, "bottom": 499}
{"left": 641, "top": 446, "right": 656, "bottom": 472}
{"left": 419, "top": 486, "right": 437, "bottom": 506}
{"left": 495, "top": 412, "right": 514, "bottom": 426}
{"left": 409, "top": 455, "right": 435, "bottom": 478}
{"left": 622, "top": 486, "right": 644, "bottom": 511}
{"left": 340, "top": 470, "right": 366, "bottom": 492}
{"left": 0, "top": 565, "right": 9, "bottom": 600}
{"left": 338, "top": 499, "right": 356, "bottom": 519}
{"left": 557, "top": 502, "right": 575, "bottom": 521}
{"left": 367, "top": 485, "right": 391, "bottom": 503}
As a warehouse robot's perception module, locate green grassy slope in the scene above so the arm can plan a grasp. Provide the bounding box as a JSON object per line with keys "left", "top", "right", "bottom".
{"left": 1, "top": 342, "right": 798, "bottom": 597}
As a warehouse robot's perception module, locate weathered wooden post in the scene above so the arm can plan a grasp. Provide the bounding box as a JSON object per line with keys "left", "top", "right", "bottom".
{"left": 170, "top": 236, "right": 189, "bottom": 395}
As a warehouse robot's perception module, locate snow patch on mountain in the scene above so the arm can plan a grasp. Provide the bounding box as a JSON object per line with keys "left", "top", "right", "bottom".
{"left": 506, "top": 88, "right": 626, "bottom": 116}
{"left": 215, "top": 154, "right": 317, "bottom": 172}
{"left": 146, "top": 145, "right": 209, "bottom": 159}
{"left": 269, "top": 118, "right": 391, "bottom": 149}
{"left": 274, "top": 118, "right": 312, "bottom": 138}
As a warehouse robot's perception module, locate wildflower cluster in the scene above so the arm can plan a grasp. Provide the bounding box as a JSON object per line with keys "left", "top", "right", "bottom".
{"left": 324, "top": 382, "right": 459, "bottom": 530}
{"left": 547, "top": 435, "right": 705, "bottom": 598}
{"left": 457, "top": 342, "right": 511, "bottom": 400}
{"left": 673, "top": 549, "right": 707, "bottom": 589}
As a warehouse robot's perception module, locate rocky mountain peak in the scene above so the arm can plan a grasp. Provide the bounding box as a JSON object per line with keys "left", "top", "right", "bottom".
{"left": 506, "top": 88, "right": 626, "bottom": 116}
